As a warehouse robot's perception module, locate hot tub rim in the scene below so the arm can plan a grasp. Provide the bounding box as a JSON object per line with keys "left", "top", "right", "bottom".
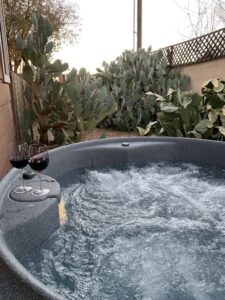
{"left": 1, "top": 136, "right": 225, "bottom": 299}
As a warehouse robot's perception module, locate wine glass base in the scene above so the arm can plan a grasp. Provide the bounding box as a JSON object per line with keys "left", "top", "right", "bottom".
{"left": 14, "top": 186, "right": 32, "bottom": 194}
{"left": 31, "top": 188, "right": 50, "bottom": 197}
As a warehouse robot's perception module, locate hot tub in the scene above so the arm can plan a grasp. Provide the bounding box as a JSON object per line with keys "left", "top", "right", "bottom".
{"left": 1, "top": 137, "right": 225, "bottom": 300}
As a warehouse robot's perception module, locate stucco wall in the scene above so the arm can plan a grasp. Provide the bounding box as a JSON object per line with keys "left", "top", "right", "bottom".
{"left": 0, "top": 62, "right": 15, "bottom": 177}
{"left": 179, "top": 57, "right": 225, "bottom": 94}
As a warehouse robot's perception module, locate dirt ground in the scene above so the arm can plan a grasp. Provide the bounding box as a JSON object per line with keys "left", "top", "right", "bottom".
{"left": 33, "top": 122, "right": 138, "bottom": 144}
{"left": 83, "top": 128, "right": 138, "bottom": 141}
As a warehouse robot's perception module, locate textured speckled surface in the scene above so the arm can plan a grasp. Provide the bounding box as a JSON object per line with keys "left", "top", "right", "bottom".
{"left": 1, "top": 137, "right": 225, "bottom": 299}
{"left": 0, "top": 170, "right": 62, "bottom": 300}
{"left": 9, "top": 175, "right": 61, "bottom": 203}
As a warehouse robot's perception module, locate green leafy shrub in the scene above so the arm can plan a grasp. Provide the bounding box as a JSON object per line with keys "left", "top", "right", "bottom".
{"left": 97, "top": 48, "right": 190, "bottom": 131}
{"left": 193, "top": 78, "right": 225, "bottom": 140}
{"left": 138, "top": 89, "right": 202, "bottom": 138}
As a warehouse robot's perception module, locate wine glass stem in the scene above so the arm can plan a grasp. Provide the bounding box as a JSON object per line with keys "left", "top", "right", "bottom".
{"left": 21, "top": 169, "right": 24, "bottom": 188}
{"left": 38, "top": 172, "right": 42, "bottom": 192}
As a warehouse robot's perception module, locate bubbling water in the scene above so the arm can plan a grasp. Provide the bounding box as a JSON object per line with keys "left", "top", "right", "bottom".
{"left": 21, "top": 163, "right": 225, "bottom": 300}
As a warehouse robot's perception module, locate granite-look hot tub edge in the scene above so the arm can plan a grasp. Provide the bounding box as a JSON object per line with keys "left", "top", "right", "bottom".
{"left": 1, "top": 136, "right": 225, "bottom": 300}
{"left": 0, "top": 168, "right": 63, "bottom": 299}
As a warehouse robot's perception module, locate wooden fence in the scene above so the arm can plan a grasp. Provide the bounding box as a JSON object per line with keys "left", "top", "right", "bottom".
{"left": 11, "top": 72, "right": 35, "bottom": 142}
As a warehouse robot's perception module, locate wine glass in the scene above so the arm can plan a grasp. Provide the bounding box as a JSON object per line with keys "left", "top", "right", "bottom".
{"left": 9, "top": 142, "right": 32, "bottom": 193}
{"left": 28, "top": 143, "right": 50, "bottom": 197}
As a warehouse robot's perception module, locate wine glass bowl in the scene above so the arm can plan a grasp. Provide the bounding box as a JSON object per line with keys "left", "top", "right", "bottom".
{"left": 28, "top": 144, "right": 50, "bottom": 197}
{"left": 28, "top": 154, "right": 49, "bottom": 172}
{"left": 9, "top": 143, "right": 32, "bottom": 193}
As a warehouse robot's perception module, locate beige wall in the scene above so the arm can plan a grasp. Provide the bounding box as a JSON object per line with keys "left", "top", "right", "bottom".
{"left": 0, "top": 2, "right": 16, "bottom": 177}
{"left": 179, "top": 57, "right": 225, "bottom": 94}
{"left": 0, "top": 63, "right": 15, "bottom": 177}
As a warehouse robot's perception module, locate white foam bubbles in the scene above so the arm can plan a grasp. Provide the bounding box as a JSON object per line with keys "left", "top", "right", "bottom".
{"left": 21, "top": 163, "right": 225, "bottom": 300}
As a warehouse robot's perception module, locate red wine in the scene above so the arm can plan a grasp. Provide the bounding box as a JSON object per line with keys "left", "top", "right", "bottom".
{"left": 29, "top": 157, "right": 49, "bottom": 171}
{"left": 10, "top": 157, "right": 28, "bottom": 169}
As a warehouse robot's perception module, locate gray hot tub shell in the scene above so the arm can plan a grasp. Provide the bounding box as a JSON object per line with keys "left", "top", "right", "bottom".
{"left": 1, "top": 136, "right": 225, "bottom": 299}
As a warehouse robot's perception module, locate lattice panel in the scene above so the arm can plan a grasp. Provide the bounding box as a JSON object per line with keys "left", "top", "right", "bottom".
{"left": 154, "top": 28, "right": 225, "bottom": 67}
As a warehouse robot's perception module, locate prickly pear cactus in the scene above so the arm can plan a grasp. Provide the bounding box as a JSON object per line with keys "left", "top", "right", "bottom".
{"left": 17, "top": 13, "right": 70, "bottom": 144}
{"left": 65, "top": 68, "right": 117, "bottom": 141}
{"left": 17, "top": 14, "right": 117, "bottom": 145}
{"left": 97, "top": 48, "right": 190, "bottom": 131}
